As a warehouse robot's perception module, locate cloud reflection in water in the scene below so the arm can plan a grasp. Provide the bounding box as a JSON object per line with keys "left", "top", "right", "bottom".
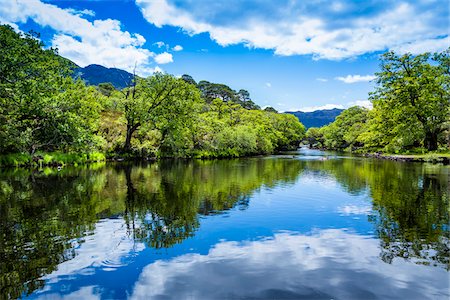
{"left": 131, "top": 229, "right": 449, "bottom": 300}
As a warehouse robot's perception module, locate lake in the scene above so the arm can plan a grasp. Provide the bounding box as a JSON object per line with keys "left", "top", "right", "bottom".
{"left": 1, "top": 148, "right": 449, "bottom": 299}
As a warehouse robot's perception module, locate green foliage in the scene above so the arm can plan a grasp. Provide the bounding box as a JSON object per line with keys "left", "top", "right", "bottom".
{"left": 195, "top": 79, "right": 260, "bottom": 109}
{"left": 0, "top": 25, "right": 102, "bottom": 155}
{"left": 315, "top": 48, "right": 449, "bottom": 154}
{"left": 365, "top": 49, "right": 450, "bottom": 151}
{"left": 97, "top": 82, "right": 116, "bottom": 97}
{"left": 304, "top": 127, "right": 324, "bottom": 148}
{"left": 0, "top": 158, "right": 304, "bottom": 298}
{"left": 0, "top": 25, "right": 305, "bottom": 161}
{"left": 119, "top": 72, "right": 202, "bottom": 154}
{"left": 0, "top": 151, "right": 106, "bottom": 167}
{"left": 320, "top": 106, "right": 369, "bottom": 151}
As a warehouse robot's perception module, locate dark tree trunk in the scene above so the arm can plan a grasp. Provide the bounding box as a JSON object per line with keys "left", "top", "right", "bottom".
{"left": 124, "top": 123, "right": 140, "bottom": 152}
{"left": 424, "top": 131, "right": 438, "bottom": 151}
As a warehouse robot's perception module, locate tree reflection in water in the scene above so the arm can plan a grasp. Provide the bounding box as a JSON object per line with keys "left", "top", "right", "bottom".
{"left": 305, "top": 159, "right": 449, "bottom": 269}
{"left": 0, "top": 158, "right": 303, "bottom": 298}
{"left": 0, "top": 157, "right": 448, "bottom": 298}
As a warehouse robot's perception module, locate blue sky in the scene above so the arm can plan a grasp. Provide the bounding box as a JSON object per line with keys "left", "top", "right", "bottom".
{"left": 0, "top": 0, "right": 448, "bottom": 112}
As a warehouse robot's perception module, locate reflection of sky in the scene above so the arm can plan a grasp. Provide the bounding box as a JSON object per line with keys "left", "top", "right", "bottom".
{"left": 130, "top": 230, "right": 449, "bottom": 300}
{"left": 28, "top": 160, "right": 448, "bottom": 299}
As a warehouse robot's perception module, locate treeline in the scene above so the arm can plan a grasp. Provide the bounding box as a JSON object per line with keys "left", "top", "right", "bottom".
{"left": 305, "top": 49, "right": 450, "bottom": 153}
{"left": 0, "top": 25, "right": 305, "bottom": 165}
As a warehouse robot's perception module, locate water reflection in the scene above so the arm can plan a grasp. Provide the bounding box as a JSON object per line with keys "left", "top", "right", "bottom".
{"left": 0, "top": 156, "right": 448, "bottom": 299}
{"left": 131, "top": 229, "right": 449, "bottom": 300}
{"left": 0, "top": 159, "right": 303, "bottom": 298}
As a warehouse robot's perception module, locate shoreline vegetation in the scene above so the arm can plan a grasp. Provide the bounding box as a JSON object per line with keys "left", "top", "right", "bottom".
{"left": 1, "top": 25, "right": 449, "bottom": 168}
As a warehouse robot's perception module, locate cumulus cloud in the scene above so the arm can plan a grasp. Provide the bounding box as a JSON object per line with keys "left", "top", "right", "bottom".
{"left": 336, "top": 75, "right": 376, "bottom": 83}
{"left": 316, "top": 78, "right": 328, "bottom": 82}
{"left": 154, "top": 41, "right": 166, "bottom": 48}
{"left": 130, "top": 230, "right": 448, "bottom": 299}
{"left": 135, "top": 0, "right": 449, "bottom": 59}
{"left": 154, "top": 52, "right": 173, "bottom": 64}
{"left": 265, "top": 82, "right": 272, "bottom": 88}
{"left": 291, "top": 100, "right": 372, "bottom": 112}
{"left": 172, "top": 45, "right": 183, "bottom": 51}
{"left": 0, "top": 0, "right": 156, "bottom": 76}
{"left": 65, "top": 8, "right": 96, "bottom": 17}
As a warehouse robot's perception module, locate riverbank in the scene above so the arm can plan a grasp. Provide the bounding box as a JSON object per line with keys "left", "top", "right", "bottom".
{"left": 0, "top": 152, "right": 106, "bottom": 168}
{"left": 2, "top": 149, "right": 449, "bottom": 168}
{"left": 364, "top": 152, "right": 450, "bottom": 164}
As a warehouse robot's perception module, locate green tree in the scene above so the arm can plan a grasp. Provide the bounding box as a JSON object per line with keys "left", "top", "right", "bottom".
{"left": 304, "top": 127, "right": 323, "bottom": 148}
{"left": 0, "top": 25, "right": 101, "bottom": 154}
{"left": 321, "top": 106, "right": 368, "bottom": 150}
{"left": 120, "top": 73, "right": 202, "bottom": 152}
{"left": 368, "top": 50, "right": 450, "bottom": 151}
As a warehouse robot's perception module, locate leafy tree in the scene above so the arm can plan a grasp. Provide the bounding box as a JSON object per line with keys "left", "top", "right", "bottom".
{"left": 0, "top": 25, "right": 101, "bottom": 154}
{"left": 97, "top": 82, "right": 116, "bottom": 97}
{"left": 264, "top": 106, "right": 278, "bottom": 113}
{"left": 304, "top": 127, "right": 324, "bottom": 148}
{"left": 181, "top": 74, "right": 197, "bottom": 86}
{"left": 120, "top": 73, "right": 201, "bottom": 152}
{"left": 368, "top": 49, "right": 450, "bottom": 151}
{"left": 320, "top": 106, "right": 368, "bottom": 150}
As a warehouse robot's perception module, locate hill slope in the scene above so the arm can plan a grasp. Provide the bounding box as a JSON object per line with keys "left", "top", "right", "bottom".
{"left": 285, "top": 108, "right": 344, "bottom": 128}
{"left": 73, "top": 64, "right": 133, "bottom": 89}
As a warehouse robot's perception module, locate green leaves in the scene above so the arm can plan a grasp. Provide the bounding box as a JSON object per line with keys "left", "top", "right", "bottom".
{"left": 318, "top": 48, "right": 450, "bottom": 153}
{"left": 368, "top": 48, "right": 450, "bottom": 151}
{"left": 0, "top": 25, "right": 101, "bottom": 154}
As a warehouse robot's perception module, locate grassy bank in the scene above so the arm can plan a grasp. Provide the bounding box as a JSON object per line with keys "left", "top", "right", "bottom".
{"left": 0, "top": 152, "right": 106, "bottom": 168}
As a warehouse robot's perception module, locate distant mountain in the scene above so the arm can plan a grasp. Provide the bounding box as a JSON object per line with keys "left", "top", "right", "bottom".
{"left": 285, "top": 108, "right": 344, "bottom": 128}
{"left": 73, "top": 64, "right": 133, "bottom": 89}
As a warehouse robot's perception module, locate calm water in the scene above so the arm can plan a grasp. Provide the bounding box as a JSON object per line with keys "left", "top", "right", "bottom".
{"left": 1, "top": 149, "right": 449, "bottom": 299}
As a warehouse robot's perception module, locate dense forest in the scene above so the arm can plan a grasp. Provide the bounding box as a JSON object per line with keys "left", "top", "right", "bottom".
{"left": 305, "top": 49, "right": 450, "bottom": 153}
{"left": 0, "top": 25, "right": 305, "bottom": 166}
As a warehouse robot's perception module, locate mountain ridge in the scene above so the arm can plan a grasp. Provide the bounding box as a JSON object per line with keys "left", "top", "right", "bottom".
{"left": 73, "top": 64, "right": 134, "bottom": 89}
{"left": 285, "top": 108, "right": 344, "bottom": 128}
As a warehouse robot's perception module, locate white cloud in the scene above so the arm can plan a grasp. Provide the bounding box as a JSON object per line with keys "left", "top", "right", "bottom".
{"left": 316, "top": 78, "right": 328, "bottom": 82}
{"left": 135, "top": 0, "right": 449, "bottom": 60}
{"left": 0, "top": 0, "right": 156, "bottom": 76}
{"left": 336, "top": 75, "right": 376, "bottom": 83}
{"left": 294, "top": 104, "right": 345, "bottom": 112}
{"left": 347, "top": 100, "right": 373, "bottom": 109}
{"left": 154, "top": 41, "right": 165, "bottom": 48}
{"left": 337, "top": 205, "right": 372, "bottom": 215}
{"left": 172, "top": 45, "right": 183, "bottom": 51}
{"left": 154, "top": 52, "right": 173, "bottom": 64}
{"left": 287, "top": 100, "right": 372, "bottom": 112}
{"left": 42, "top": 218, "right": 145, "bottom": 282}
{"left": 151, "top": 66, "right": 164, "bottom": 73}
{"left": 265, "top": 82, "right": 272, "bottom": 88}
{"left": 130, "top": 229, "right": 448, "bottom": 299}
{"left": 66, "top": 8, "right": 95, "bottom": 17}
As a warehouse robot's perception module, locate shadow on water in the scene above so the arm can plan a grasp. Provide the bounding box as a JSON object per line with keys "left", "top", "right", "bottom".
{"left": 0, "top": 155, "right": 448, "bottom": 298}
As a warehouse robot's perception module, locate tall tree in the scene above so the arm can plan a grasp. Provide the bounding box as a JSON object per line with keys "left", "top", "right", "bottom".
{"left": 369, "top": 49, "right": 450, "bottom": 151}
{"left": 121, "top": 73, "right": 201, "bottom": 152}
{"left": 0, "top": 25, "right": 100, "bottom": 154}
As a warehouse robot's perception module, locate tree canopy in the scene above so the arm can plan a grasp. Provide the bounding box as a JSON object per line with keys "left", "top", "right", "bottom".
{"left": 306, "top": 48, "right": 450, "bottom": 153}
